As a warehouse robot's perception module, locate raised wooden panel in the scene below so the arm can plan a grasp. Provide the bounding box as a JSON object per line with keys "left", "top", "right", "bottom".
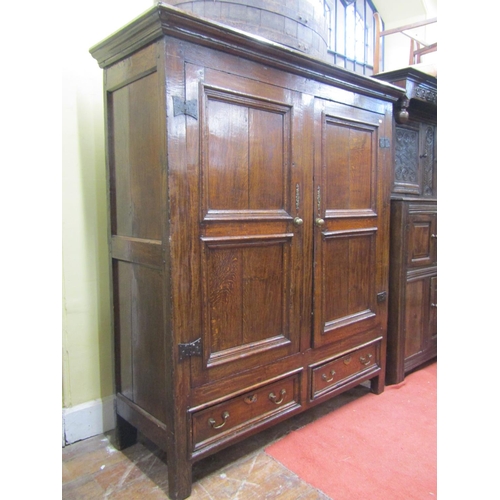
{"left": 404, "top": 276, "right": 426, "bottom": 359}
{"left": 201, "top": 86, "right": 292, "bottom": 221}
{"left": 323, "top": 117, "right": 376, "bottom": 214}
{"left": 200, "top": 235, "right": 292, "bottom": 367}
{"left": 407, "top": 214, "right": 434, "bottom": 268}
{"left": 315, "top": 228, "right": 378, "bottom": 346}
{"left": 109, "top": 71, "right": 162, "bottom": 240}
{"left": 113, "top": 261, "right": 166, "bottom": 423}
{"left": 429, "top": 275, "right": 437, "bottom": 341}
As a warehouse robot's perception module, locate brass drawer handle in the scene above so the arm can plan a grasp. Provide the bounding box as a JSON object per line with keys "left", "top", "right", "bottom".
{"left": 208, "top": 411, "right": 229, "bottom": 429}
{"left": 321, "top": 370, "right": 336, "bottom": 383}
{"left": 269, "top": 389, "right": 286, "bottom": 405}
{"left": 360, "top": 353, "right": 373, "bottom": 366}
{"left": 293, "top": 216, "right": 304, "bottom": 226}
{"left": 343, "top": 356, "right": 352, "bottom": 365}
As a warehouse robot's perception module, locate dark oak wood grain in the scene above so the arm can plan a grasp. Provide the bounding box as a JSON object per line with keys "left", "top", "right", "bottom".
{"left": 90, "top": 4, "right": 404, "bottom": 498}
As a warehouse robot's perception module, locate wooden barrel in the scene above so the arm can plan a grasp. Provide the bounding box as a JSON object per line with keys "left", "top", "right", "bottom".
{"left": 164, "top": 0, "right": 329, "bottom": 60}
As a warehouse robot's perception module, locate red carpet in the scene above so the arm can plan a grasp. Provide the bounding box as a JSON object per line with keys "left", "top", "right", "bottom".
{"left": 266, "top": 362, "right": 436, "bottom": 500}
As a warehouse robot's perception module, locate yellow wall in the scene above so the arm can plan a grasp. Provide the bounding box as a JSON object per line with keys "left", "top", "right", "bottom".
{"left": 62, "top": 0, "right": 153, "bottom": 409}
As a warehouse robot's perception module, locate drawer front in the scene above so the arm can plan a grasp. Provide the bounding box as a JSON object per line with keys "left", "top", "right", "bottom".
{"left": 311, "top": 342, "right": 380, "bottom": 400}
{"left": 192, "top": 374, "right": 301, "bottom": 452}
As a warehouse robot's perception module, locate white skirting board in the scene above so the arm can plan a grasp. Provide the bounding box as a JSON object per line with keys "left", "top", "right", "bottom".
{"left": 62, "top": 395, "right": 116, "bottom": 446}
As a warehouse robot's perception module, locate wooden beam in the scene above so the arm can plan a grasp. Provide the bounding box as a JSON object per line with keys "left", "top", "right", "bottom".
{"left": 380, "top": 17, "right": 437, "bottom": 37}
{"left": 413, "top": 42, "right": 437, "bottom": 57}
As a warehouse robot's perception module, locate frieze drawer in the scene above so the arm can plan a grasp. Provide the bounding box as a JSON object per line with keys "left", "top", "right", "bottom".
{"left": 311, "top": 342, "right": 380, "bottom": 400}
{"left": 191, "top": 374, "right": 301, "bottom": 453}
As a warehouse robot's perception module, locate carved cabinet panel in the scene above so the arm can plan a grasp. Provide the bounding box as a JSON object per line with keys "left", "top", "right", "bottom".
{"left": 90, "top": 4, "right": 403, "bottom": 499}
{"left": 394, "top": 122, "right": 436, "bottom": 196}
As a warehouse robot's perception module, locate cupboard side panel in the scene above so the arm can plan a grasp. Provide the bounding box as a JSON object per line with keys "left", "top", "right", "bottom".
{"left": 105, "top": 43, "right": 168, "bottom": 426}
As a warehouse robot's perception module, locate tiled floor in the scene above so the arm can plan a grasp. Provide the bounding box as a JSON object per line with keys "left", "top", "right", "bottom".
{"left": 62, "top": 384, "right": 372, "bottom": 499}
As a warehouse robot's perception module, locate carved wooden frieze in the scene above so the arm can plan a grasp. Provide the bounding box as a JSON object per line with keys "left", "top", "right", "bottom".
{"left": 413, "top": 85, "right": 437, "bottom": 105}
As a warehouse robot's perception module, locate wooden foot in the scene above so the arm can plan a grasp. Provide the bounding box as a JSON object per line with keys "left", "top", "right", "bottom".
{"left": 113, "top": 414, "right": 138, "bottom": 450}
{"left": 370, "top": 374, "right": 385, "bottom": 395}
{"left": 167, "top": 455, "right": 193, "bottom": 500}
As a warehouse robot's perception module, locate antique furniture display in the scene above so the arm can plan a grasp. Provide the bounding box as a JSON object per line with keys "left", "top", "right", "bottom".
{"left": 90, "top": 3, "right": 404, "bottom": 498}
{"left": 375, "top": 68, "right": 437, "bottom": 385}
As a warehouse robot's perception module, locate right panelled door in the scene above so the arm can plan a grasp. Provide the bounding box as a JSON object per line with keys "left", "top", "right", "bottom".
{"left": 313, "top": 97, "right": 390, "bottom": 349}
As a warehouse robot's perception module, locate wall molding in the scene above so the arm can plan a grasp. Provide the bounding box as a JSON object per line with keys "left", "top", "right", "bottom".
{"left": 62, "top": 395, "right": 116, "bottom": 446}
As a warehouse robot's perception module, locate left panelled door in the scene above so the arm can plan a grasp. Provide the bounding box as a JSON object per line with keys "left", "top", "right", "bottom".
{"left": 181, "top": 64, "right": 313, "bottom": 388}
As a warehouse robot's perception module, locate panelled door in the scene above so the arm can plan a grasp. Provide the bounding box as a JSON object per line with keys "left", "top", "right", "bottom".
{"left": 184, "top": 64, "right": 314, "bottom": 388}
{"left": 312, "top": 97, "right": 390, "bottom": 348}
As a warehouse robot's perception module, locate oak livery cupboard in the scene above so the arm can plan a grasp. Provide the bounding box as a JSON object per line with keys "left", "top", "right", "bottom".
{"left": 90, "top": 3, "right": 404, "bottom": 498}
{"left": 375, "top": 68, "right": 437, "bottom": 384}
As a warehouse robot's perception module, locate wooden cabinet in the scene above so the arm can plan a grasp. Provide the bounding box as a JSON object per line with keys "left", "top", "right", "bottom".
{"left": 375, "top": 68, "right": 437, "bottom": 385}
{"left": 387, "top": 200, "right": 437, "bottom": 384}
{"left": 90, "top": 4, "right": 403, "bottom": 499}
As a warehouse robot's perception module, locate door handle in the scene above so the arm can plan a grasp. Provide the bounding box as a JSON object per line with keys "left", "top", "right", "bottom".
{"left": 315, "top": 218, "right": 325, "bottom": 227}
{"left": 294, "top": 184, "right": 303, "bottom": 227}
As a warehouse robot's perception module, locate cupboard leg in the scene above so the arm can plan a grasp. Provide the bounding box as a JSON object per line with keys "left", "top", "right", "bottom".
{"left": 167, "top": 456, "right": 192, "bottom": 500}
{"left": 370, "top": 373, "right": 385, "bottom": 395}
{"left": 113, "top": 414, "right": 138, "bottom": 450}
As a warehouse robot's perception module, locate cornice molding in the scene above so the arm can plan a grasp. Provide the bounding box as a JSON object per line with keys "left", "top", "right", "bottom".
{"left": 90, "top": 2, "right": 405, "bottom": 103}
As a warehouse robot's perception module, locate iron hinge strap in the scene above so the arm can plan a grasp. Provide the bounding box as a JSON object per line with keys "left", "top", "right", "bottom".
{"left": 379, "top": 138, "right": 390, "bottom": 148}
{"left": 173, "top": 96, "right": 198, "bottom": 120}
{"left": 178, "top": 337, "right": 202, "bottom": 360}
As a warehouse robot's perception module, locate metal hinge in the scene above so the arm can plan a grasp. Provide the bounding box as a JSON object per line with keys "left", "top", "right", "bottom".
{"left": 173, "top": 96, "right": 198, "bottom": 120}
{"left": 178, "top": 338, "right": 202, "bottom": 360}
{"left": 379, "top": 138, "right": 391, "bottom": 148}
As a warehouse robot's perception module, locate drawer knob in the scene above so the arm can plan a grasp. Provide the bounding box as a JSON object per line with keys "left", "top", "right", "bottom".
{"left": 208, "top": 411, "right": 230, "bottom": 430}
{"left": 269, "top": 389, "right": 286, "bottom": 405}
{"left": 293, "top": 217, "right": 304, "bottom": 226}
{"left": 244, "top": 394, "right": 258, "bottom": 404}
{"left": 321, "top": 370, "right": 336, "bottom": 383}
{"left": 360, "top": 353, "right": 373, "bottom": 366}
